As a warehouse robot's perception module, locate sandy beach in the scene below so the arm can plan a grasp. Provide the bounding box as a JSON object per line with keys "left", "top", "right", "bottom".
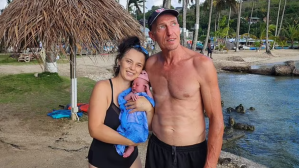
{"left": 0, "top": 49, "right": 298, "bottom": 168}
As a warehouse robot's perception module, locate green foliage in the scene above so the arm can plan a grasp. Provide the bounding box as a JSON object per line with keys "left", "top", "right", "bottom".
{"left": 254, "top": 41, "right": 261, "bottom": 48}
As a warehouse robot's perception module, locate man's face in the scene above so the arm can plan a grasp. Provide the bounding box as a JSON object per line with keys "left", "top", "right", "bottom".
{"left": 149, "top": 14, "right": 180, "bottom": 51}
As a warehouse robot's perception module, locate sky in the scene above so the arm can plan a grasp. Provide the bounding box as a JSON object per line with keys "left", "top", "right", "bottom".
{"left": 0, "top": 0, "right": 205, "bottom": 11}
{"left": 119, "top": 0, "right": 205, "bottom": 12}
{"left": 0, "top": 0, "right": 7, "bottom": 9}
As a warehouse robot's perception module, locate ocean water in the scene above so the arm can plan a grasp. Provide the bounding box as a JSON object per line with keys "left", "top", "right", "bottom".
{"left": 210, "top": 73, "right": 299, "bottom": 168}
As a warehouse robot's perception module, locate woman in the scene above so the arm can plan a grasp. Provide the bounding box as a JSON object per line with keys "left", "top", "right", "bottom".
{"left": 88, "top": 36, "right": 154, "bottom": 168}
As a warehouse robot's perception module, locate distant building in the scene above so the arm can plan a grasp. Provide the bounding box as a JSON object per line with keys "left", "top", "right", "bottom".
{"left": 175, "top": 7, "right": 182, "bottom": 12}
{"left": 248, "top": 17, "right": 259, "bottom": 24}
{"left": 180, "top": 28, "right": 192, "bottom": 39}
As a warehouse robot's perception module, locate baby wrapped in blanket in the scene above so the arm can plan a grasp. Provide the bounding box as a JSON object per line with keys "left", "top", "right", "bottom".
{"left": 116, "top": 70, "right": 155, "bottom": 158}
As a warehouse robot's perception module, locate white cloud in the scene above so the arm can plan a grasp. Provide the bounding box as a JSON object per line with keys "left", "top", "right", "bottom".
{"left": 0, "top": 0, "right": 7, "bottom": 9}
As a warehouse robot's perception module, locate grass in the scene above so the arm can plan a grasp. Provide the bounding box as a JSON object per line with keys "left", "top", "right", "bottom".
{"left": 0, "top": 53, "right": 70, "bottom": 65}
{"left": 0, "top": 72, "right": 96, "bottom": 121}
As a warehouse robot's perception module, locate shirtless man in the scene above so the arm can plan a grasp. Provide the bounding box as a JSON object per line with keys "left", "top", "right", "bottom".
{"left": 145, "top": 8, "right": 224, "bottom": 168}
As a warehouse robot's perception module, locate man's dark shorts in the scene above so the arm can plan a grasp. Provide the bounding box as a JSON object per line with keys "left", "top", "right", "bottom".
{"left": 145, "top": 134, "right": 207, "bottom": 168}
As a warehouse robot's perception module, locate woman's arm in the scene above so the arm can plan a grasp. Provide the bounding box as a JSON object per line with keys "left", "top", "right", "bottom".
{"left": 88, "top": 80, "right": 136, "bottom": 146}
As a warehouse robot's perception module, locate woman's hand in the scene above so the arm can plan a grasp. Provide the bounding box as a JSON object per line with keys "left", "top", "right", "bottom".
{"left": 126, "top": 96, "right": 153, "bottom": 114}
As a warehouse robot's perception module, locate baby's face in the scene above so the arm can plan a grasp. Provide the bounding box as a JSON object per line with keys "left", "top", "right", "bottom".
{"left": 132, "top": 78, "right": 148, "bottom": 93}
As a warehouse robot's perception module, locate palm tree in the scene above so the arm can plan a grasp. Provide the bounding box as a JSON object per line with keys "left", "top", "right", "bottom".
{"left": 224, "top": 0, "right": 237, "bottom": 43}
{"left": 127, "top": 0, "right": 144, "bottom": 13}
{"left": 163, "top": 0, "right": 171, "bottom": 8}
{"left": 235, "top": 0, "right": 242, "bottom": 52}
{"left": 275, "top": 0, "right": 281, "bottom": 37}
{"left": 246, "top": 1, "right": 254, "bottom": 46}
{"left": 178, "top": 0, "right": 193, "bottom": 47}
{"left": 284, "top": 24, "right": 299, "bottom": 49}
{"left": 202, "top": 0, "right": 213, "bottom": 54}
{"left": 272, "top": 0, "right": 282, "bottom": 49}
{"left": 214, "top": 0, "right": 237, "bottom": 44}
{"left": 0, "top": 0, "right": 143, "bottom": 120}
{"left": 266, "top": 0, "right": 271, "bottom": 54}
{"left": 277, "top": 0, "right": 286, "bottom": 37}
{"left": 192, "top": 0, "right": 200, "bottom": 50}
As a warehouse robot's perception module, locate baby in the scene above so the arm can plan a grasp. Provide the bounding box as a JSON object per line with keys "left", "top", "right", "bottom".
{"left": 116, "top": 70, "right": 154, "bottom": 158}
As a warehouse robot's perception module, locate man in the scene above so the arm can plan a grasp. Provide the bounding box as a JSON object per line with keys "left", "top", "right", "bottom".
{"left": 207, "top": 39, "right": 213, "bottom": 59}
{"left": 145, "top": 8, "right": 224, "bottom": 168}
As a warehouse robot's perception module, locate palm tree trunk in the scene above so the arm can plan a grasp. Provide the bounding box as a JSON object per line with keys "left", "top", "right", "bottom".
{"left": 275, "top": 0, "right": 281, "bottom": 36}
{"left": 192, "top": 0, "right": 200, "bottom": 51}
{"left": 273, "top": 0, "right": 281, "bottom": 49}
{"left": 266, "top": 0, "right": 271, "bottom": 54}
{"left": 246, "top": 1, "right": 254, "bottom": 46}
{"left": 127, "top": 0, "right": 129, "bottom": 12}
{"left": 277, "top": 0, "right": 286, "bottom": 37}
{"left": 163, "top": 0, "right": 171, "bottom": 8}
{"left": 235, "top": 0, "right": 242, "bottom": 52}
{"left": 225, "top": 7, "right": 231, "bottom": 43}
{"left": 182, "top": 0, "right": 187, "bottom": 47}
{"left": 217, "top": 12, "right": 220, "bottom": 31}
{"left": 202, "top": 0, "right": 213, "bottom": 54}
{"left": 143, "top": 0, "right": 146, "bottom": 38}
{"left": 214, "top": 12, "right": 217, "bottom": 33}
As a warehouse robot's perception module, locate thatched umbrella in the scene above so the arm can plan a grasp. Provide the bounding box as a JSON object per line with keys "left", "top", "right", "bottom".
{"left": 0, "top": 0, "right": 143, "bottom": 120}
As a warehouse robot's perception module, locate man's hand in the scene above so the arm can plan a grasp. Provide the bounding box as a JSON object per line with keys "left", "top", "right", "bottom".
{"left": 126, "top": 96, "right": 153, "bottom": 114}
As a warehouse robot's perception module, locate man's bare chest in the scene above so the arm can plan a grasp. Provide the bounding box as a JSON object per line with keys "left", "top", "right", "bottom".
{"left": 151, "top": 68, "right": 200, "bottom": 99}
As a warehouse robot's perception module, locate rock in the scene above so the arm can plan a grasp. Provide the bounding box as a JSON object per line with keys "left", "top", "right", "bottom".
{"left": 34, "top": 73, "right": 39, "bottom": 78}
{"left": 229, "top": 117, "right": 235, "bottom": 127}
{"left": 227, "top": 107, "right": 234, "bottom": 113}
{"left": 233, "top": 123, "right": 255, "bottom": 131}
{"left": 227, "top": 56, "right": 245, "bottom": 62}
{"left": 235, "top": 104, "right": 245, "bottom": 113}
{"left": 273, "top": 65, "right": 293, "bottom": 76}
{"left": 223, "top": 130, "right": 245, "bottom": 144}
{"left": 293, "top": 69, "right": 299, "bottom": 76}
{"left": 221, "top": 101, "right": 224, "bottom": 107}
{"left": 222, "top": 66, "right": 250, "bottom": 73}
{"left": 285, "top": 61, "right": 295, "bottom": 71}
{"left": 249, "top": 67, "right": 274, "bottom": 75}
{"left": 218, "top": 158, "right": 232, "bottom": 165}
{"left": 249, "top": 107, "right": 255, "bottom": 111}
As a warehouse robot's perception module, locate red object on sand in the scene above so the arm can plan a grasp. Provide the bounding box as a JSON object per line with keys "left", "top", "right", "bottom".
{"left": 68, "top": 103, "right": 89, "bottom": 112}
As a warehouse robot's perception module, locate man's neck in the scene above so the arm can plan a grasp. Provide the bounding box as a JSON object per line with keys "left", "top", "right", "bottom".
{"left": 160, "top": 45, "right": 185, "bottom": 65}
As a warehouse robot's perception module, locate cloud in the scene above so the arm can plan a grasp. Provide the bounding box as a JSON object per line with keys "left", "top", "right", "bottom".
{"left": 0, "top": 0, "right": 7, "bottom": 9}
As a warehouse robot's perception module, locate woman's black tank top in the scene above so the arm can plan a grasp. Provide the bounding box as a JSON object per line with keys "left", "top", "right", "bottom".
{"left": 88, "top": 79, "right": 138, "bottom": 168}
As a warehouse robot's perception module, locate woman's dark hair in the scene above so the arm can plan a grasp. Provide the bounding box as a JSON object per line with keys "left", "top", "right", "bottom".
{"left": 113, "top": 36, "right": 149, "bottom": 76}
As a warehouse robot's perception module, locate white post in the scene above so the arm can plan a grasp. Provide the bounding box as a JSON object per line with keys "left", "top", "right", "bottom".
{"left": 70, "top": 37, "right": 78, "bottom": 121}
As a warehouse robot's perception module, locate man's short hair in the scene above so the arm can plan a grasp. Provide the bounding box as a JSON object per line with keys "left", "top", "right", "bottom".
{"left": 147, "top": 8, "right": 179, "bottom": 31}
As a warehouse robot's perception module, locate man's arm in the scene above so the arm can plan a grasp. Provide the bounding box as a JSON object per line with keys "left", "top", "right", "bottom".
{"left": 196, "top": 56, "right": 224, "bottom": 168}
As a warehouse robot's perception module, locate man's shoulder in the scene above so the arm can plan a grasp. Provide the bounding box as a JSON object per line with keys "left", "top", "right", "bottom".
{"left": 191, "top": 52, "right": 214, "bottom": 70}
{"left": 147, "top": 52, "right": 160, "bottom": 65}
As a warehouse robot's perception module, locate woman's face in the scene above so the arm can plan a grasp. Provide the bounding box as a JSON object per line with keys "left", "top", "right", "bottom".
{"left": 118, "top": 49, "right": 145, "bottom": 82}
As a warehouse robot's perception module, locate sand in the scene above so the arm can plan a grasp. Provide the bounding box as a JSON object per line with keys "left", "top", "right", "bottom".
{"left": 0, "top": 49, "right": 298, "bottom": 168}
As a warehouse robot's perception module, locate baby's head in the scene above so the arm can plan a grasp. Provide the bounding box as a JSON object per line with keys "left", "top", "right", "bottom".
{"left": 132, "top": 70, "right": 149, "bottom": 93}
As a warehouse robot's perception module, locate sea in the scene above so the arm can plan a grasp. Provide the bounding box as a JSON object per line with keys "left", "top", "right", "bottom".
{"left": 206, "top": 73, "right": 299, "bottom": 168}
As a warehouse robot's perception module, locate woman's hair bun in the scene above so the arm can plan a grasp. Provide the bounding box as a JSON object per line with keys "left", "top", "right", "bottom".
{"left": 118, "top": 36, "right": 140, "bottom": 53}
